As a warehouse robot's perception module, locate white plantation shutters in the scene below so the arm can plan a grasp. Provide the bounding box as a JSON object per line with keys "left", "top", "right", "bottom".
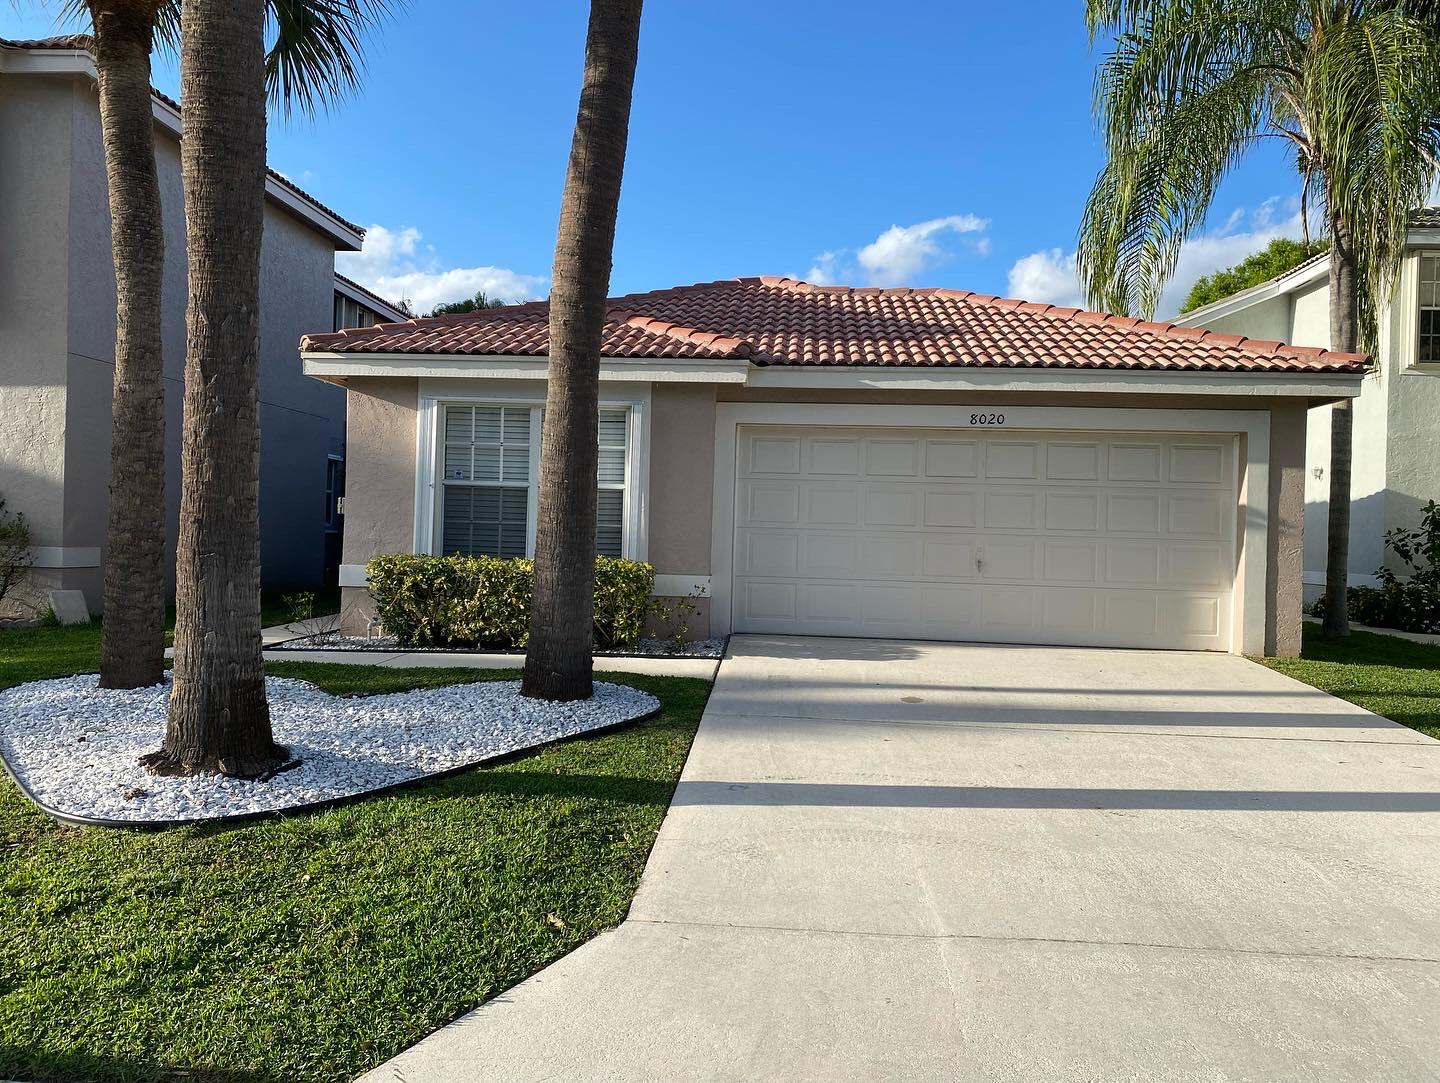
{"left": 439, "top": 403, "right": 631, "bottom": 558}
{"left": 596, "top": 408, "right": 627, "bottom": 557}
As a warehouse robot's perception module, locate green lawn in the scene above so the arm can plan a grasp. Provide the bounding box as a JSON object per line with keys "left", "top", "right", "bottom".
{"left": 0, "top": 622, "right": 707, "bottom": 1083}
{"left": 1262, "top": 623, "right": 1440, "bottom": 740}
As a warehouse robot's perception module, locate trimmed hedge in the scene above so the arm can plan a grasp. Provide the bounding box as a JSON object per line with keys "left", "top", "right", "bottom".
{"left": 1310, "top": 582, "right": 1440, "bottom": 635}
{"left": 365, "top": 554, "right": 655, "bottom": 650}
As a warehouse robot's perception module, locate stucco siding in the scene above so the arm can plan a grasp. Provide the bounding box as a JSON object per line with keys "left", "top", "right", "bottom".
{"left": 647, "top": 383, "right": 715, "bottom": 575}
{"left": 2, "top": 62, "right": 352, "bottom": 613}
{"left": 1196, "top": 293, "right": 1292, "bottom": 342}
{"left": 1267, "top": 402, "right": 1306, "bottom": 656}
{"left": 341, "top": 379, "right": 418, "bottom": 565}
{"left": 0, "top": 75, "right": 73, "bottom": 564}
{"left": 336, "top": 378, "right": 417, "bottom": 634}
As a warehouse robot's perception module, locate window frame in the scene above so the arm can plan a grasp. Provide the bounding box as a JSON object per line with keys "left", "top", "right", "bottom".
{"left": 1417, "top": 250, "right": 1440, "bottom": 368}
{"left": 417, "top": 393, "right": 648, "bottom": 562}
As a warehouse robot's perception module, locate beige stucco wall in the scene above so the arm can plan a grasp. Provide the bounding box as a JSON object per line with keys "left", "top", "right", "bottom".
{"left": 0, "top": 74, "right": 74, "bottom": 613}
{"left": 0, "top": 66, "right": 347, "bottom": 615}
{"left": 647, "top": 383, "right": 716, "bottom": 575}
{"left": 338, "top": 378, "right": 418, "bottom": 633}
{"left": 1267, "top": 402, "right": 1307, "bottom": 655}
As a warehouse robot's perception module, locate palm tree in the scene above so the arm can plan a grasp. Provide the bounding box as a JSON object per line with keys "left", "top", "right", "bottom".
{"left": 64, "top": 0, "right": 391, "bottom": 690}
{"left": 137, "top": 0, "right": 389, "bottom": 775}
{"left": 141, "top": 0, "right": 277, "bottom": 776}
{"left": 522, "top": 0, "right": 644, "bottom": 701}
{"left": 1078, "top": 0, "right": 1440, "bottom": 638}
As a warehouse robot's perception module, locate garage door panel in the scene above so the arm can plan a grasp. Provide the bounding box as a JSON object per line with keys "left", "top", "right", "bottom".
{"left": 924, "top": 440, "right": 978, "bottom": 478}
{"left": 747, "top": 484, "right": 800, "bottom": 524}
{"left": 809, "top": 438, "right": 860, "bottom": 475}
{"left": 1108, "top": 443, "right": 1164, "bottom": 482}
{"left": 865, "top": 439, "right": 919, "bottom": 476}
{"left": 863, "top": 488, "right": 918, "bottom": 527}
{"left": 983, "top": 491, "right": 1038, "bottom": 530}
{"left": 1169, "top": 443, "right": 1225, "bottom": 484}
{"left": 1045, "top": 442, "right": 1101, "bottom": 481}
{"left": 984, "top": 441, "right": 1040, "bottom": 479}
{"left": 1107, "top": 492, "right": 1163, "bottom": 533}
{"left": 1044, "top": 491, "right": 1102, "bottom": 532}
{"left": 807, "top": 487, "right": 859, "bottom": 525}
{"left": 922, "top": 490, "right": 978, "bottom": 528}
{"left": 921, "top": 538, "right": 977, "bottom": 579}
{"left": 734, "top": 427, "right": 1235, "bottom": 651}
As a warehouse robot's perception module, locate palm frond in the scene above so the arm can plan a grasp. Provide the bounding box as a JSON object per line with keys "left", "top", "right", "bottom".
{"left": 265, "top": 0, "right": 395, "bottom": 118}
{"left": 151, "top": 0, "right": 395, "bottom": 117}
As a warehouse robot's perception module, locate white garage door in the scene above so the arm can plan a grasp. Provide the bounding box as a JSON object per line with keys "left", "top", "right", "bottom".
{"left": 732, "top": 426, "right": 1237, "bottom": 651}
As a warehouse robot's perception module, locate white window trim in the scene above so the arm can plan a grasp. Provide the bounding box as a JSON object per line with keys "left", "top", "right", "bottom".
{"left": 414, "top": 386, "right": 649, "bottom": 562}
{"left": 708, "top": 402, "right": 1271, "bottom": 656}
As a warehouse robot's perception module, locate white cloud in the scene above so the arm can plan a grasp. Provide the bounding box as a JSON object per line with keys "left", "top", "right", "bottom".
{"left": 336, "top": 224, "right": 546, "bottom": 314}
{"left": 1007, "top": 247, "right": 1084, "bottom": 308}
{"left": 804, "top": 213, "right": 990, "bottom": 287}
{"left": 1004, "top": 199, "right": 1308, "bottom": 317}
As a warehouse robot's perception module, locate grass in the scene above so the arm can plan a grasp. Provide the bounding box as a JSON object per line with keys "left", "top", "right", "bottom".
{"left": 1262, "top": 623, "right": 1440, "bottom": 740}
{"left": 0, "top": 622, "right": 707, "bottom": 1083}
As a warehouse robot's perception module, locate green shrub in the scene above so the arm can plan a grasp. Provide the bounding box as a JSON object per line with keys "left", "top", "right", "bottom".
{"left": 365, "top": 553, "right": 655, "bottom": 650}
{"left": 1311, "top": 583, "right": 1440, "bottom": 634}
{"left": 1309, "top": 500, "right": 1440, "bottom": 633}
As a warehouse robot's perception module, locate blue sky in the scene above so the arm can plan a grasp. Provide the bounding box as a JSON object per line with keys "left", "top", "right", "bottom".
{"left": 8, "top": 0, "right": 1308, "bottom": 316}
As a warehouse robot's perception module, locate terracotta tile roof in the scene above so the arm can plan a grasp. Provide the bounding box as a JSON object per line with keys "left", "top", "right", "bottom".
{"left": 334, "top": 273, "right": 407, "bottom": 316}
{"left": 300, "top": 276, "right": 1370, "bottom": 374}
{"left": 1, "top": 36, "right": 364, "bottom": 239}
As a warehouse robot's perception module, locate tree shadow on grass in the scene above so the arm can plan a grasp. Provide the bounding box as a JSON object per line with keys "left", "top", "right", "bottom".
{"left": 0, "top": 1045, "right": 284, "bottom": 1083}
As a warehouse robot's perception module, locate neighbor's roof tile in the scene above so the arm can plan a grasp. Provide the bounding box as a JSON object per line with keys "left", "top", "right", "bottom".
{"left": 299, "top": 276, "right": 1369, "bottom": 373}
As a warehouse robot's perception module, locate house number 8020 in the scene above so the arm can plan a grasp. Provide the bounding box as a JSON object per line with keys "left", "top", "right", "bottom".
{"left": 969, "top": 412, "right": 1005, "bottom": 426}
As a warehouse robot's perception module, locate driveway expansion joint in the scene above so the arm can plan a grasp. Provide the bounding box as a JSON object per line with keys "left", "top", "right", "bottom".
{"left": 628, "top": 917, "right": 1440, "bottom": 966}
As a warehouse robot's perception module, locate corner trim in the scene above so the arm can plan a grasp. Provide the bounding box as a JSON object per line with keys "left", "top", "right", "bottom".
{"left": 27, "top": 546, "right": 101, "bottom": 570}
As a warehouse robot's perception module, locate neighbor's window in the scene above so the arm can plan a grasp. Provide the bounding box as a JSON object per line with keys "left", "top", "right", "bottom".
{"left": 439, "top": 403, "right": 630, "bottom": 559}
{"left": 1419, "top": 252, "right": 1440, "bottom": 363}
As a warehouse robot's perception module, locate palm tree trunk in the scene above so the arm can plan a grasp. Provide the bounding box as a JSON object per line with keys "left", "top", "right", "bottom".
{"left": 143, "top": 0, "right": 281, "bottom": 776}
{"left": 1322, "top": 216, "right": 1358, "bottom": 638}
{"left": 92, "top": 8, "right": 167, "bottom": 690}
{"left": 521, "top": 0, "right": 643, "bottom": 702}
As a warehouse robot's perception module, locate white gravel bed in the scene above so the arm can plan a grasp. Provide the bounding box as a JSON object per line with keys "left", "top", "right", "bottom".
{"left": 0, "top": 674, "right": 659, "bottom": 824}
{"left": 273, "top": 633, "right": 729, "bottom": 658}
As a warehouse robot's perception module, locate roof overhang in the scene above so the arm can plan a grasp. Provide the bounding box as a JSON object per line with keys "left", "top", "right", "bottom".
{"left": 0, "top": 43, "right": 364, "bottom": 251}
{"left": 302, "top": 350, "right": 1363, "bottom": 401}
{"left": 301, "top": 351, "right": 753, "bottom": 384}
{"left": 332, "top": 276, "right": 409, "bottom": 323}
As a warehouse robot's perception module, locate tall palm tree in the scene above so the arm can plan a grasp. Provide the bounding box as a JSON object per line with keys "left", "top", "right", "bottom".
{"left": 1078, "top": 0, "right": 1440, "bottom": 638}
{"left": 142, "top": 0, "right": 277, "bottom": 776}
{"left": 66, "top": 0, "right": 391, "bottom": 690}
{"left": 137, "top": 0, "right": 389, "bottom": 774}
{"left": 522, "top": 0, "right": 644, "bottom": 701}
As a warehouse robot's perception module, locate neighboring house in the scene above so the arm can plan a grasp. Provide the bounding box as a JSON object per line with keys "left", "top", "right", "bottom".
{"left": 0, "top": 37, "right": 401, "bottom": 614}
{"left": 1175, "top": 214, "right": 1440, "bottom": 602}
{"left": 301, "top": 276, "right": 1365, "bottom": 657}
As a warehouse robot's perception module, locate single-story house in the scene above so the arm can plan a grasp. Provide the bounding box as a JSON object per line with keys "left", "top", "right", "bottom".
{"left": 300, "top": 276, "right": 1367, "bottom": 656}
{"left": 1175, "top": 217, "right": 1440, "bottom": 602}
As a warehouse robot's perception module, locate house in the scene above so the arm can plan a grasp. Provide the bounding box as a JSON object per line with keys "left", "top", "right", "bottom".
{"left": 1175, "top": 217, "right": 1440, "bottom": 602}
{"left": 0, "top": 36, "right": 405, "bottom": 614}
{"left": 300, "top": 277, "right": 1366, "bottom": 657}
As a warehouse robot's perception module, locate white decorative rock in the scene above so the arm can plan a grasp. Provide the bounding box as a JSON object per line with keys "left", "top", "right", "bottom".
{"left": 0, "top": 675, "right": 660, "bottom": 824}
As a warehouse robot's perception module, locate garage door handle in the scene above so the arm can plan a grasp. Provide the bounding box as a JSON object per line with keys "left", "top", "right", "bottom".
{"left": 976, "top": 545, "right": 984, "bottom": 573}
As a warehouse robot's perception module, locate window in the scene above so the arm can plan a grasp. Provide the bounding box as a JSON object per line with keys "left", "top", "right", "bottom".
{"left": 324, "top": 456, "right": 344, "bottom": 529}
{"left": 436, "top": 403, "right": 632, "bottom": 559}
{"left": 1419, "top": 252, "right": 1440, "bottom": 364}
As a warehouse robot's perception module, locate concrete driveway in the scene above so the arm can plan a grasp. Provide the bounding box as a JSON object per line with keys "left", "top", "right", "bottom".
{"left": 362, "top": 636, "right": 1440, "bottom": 1082}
